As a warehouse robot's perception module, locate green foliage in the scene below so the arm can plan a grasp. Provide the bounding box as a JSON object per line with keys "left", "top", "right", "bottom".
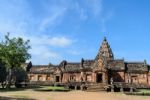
{"left": 15, "top": 67, "right": 28, "bottom": 83}
{"left": 0, "top": 33, "right": 31, "bottom": 68}
{"left": 14, "top": 67, "right": 28, "bottom": 88}
{"left": 0, "top": 61, "right": 7, "bottom": 83}
{"left": 0, "top": 33, "right": 31, "bottom": 88}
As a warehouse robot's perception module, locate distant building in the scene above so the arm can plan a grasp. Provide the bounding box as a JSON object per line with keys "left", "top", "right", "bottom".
{"left": 26, "top": 37, "right": 150, "bottom": 91}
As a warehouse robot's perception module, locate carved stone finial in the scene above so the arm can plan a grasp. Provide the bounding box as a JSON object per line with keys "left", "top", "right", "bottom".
{"left": 104, "top": 36, "right": 107, "bottom": 41}
{"left": 26, "top": 61, "right": 32, "bottom": 72}
{"left": 97, "top": 37, "right": 114, "bottom": 60}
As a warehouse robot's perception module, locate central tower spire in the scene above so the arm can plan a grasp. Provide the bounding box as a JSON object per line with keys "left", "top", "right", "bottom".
{"left": 96, "top": 37, "right": 114, "bottom": 60}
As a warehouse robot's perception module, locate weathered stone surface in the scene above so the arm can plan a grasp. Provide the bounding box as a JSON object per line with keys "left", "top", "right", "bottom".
{"left": 27, "top": 37, "right": 150, "bottom": 88}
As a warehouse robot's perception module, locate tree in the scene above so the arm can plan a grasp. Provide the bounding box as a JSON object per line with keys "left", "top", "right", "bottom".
{"left": 0, "top": 33, "right": 31, "bottom": 88}
{"left": 0, "top": 60, "right": 7, "bottom": 88}
{"left": 14, "top": 67, "right": 28, "bottom": 88}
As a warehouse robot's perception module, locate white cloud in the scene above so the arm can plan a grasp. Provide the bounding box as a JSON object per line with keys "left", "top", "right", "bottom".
{"left": 0, "top": 0, "right": 114, "bottom": 64}
{"left": 68, "top": 50, "right": 82, "bottom": 55}
{"left": 86, "top": 0, "right": 103, "bottom": 17}
{"left": 29, "top": 45, "right": 59, "bottom": 59}
{"left": 39, "top": 7, "right": 67, "bottom": 31}
{"left": 74, "top": 2, "right": 88, "bottom": 20}
{"left": 27, "top": 35, "right": 71, "bottom": 64}
{"left": 24, "top": 35, "right": 72, "bottom": 47}
{"left": 101, "top": 10, "right": 114, "bottom": 32}
{"left": 48, "top": 37, "right": 72, "bottom": 47}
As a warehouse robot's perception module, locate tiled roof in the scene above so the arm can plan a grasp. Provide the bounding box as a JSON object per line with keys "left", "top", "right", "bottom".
{"left": 27, "top": 60, "right": 149, "bottom": 74}
{"left": 108, "top": 59, "right": 125, "bottom": 71}
{"left": 126, "top": 62, "right": 148, "bottom": 73}
{"left": 64, "top": 62, "right": 81, "bottom": 72}
{"left": 83, "top": 60, "right": 94, "bottom": 70}
{"left": 29, "top": 65, "right": 56, "bottom": 74}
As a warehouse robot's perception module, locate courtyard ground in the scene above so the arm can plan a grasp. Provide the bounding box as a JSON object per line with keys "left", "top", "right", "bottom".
{"left": 0, "top": 89, "right": 150, "bottom": 100}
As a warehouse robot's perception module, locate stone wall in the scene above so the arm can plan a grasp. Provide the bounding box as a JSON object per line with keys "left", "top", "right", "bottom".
{"left": 125, "top": 73, "right": 148, "bottom": 85}
{"left": 28, "top": 74, "right": 54, "bottom": 82}
{"left": 112, "top": 71, "right": 125, "bottom": 82}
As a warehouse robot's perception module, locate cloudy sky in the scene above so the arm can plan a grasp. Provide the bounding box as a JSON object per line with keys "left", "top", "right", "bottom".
{"left": 0, "top": 0, "right": 150, "bottom": 65}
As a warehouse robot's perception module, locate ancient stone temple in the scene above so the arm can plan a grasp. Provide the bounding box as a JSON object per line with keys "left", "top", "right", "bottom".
{"left": 26, "top": 37, "right": 150, "bottom": 91}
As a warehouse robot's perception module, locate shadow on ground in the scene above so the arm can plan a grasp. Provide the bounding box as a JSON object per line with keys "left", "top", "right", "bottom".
{"left": 0, "top": 96, "right": 36, "bottom": 100}
{"left": 0, "top": 86, "right": 41, "bottom": 92}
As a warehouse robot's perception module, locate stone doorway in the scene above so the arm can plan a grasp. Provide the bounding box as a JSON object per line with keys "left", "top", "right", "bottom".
{"left": 55, "top": 76, "right": 60, "bottom": 82}
{"left": 96, "top": 73, "right": 102, "bottom": 83}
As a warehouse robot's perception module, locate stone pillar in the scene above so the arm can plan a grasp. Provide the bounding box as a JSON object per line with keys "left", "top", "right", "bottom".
{"left": 80, "top": 85, "right": 84, "bottom": 91}
{"left": 81, "top": 71, "right": 84, "bottom": 81}
{"left": 111, "top": 85, "right": 114, "bottom": 92}
{"left": 103, "top": 72, "right": 108, "bottom": 84}
{"left": 130, "top": 87, "right": 133, "bottom": 93}
{"left": 102, "top": 73, "right": 105, "bottom": 83}
{"left": 120, "top": 87, "right": 123, "bottom": 92}
{"left": 147, "top": 73, "right": 149, "bottom": 84}
{"left": 92, "top": 72, "right": 96, "bottom": 82}
{"left": 75, "top": 85, "right": 77, "bottom": 90}
{"left": 35, "top": 75, "right": 38, "bottom": 81}
{"left": 128, "top": 73, "right": 131, "bottom": 84}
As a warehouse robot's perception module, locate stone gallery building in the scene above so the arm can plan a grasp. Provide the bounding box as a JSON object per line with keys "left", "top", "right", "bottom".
{"left": 26, "top": 37, "right": 150, "bottom": 91}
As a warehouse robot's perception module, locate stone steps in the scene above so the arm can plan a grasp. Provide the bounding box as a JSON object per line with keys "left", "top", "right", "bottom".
{"left": 85, "top": 83, "right": 107, "bottom": 92}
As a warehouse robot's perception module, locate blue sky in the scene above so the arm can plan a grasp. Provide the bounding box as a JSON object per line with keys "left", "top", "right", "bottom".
{"left": 0, "top": 0, "right": 150, "bottom": 65}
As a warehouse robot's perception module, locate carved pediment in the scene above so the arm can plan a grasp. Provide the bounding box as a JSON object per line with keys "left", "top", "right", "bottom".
{"left": 54, "top": 68, "right": 62, "bottom": 74}
{"left": 93, "top": 57, "right": 106, "bottom": 71}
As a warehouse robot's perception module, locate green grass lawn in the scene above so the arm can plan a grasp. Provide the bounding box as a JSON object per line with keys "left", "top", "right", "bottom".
{"left": 138, "top": 89, "right": 150, "bottom": 93}
{"left": 125, "top": 89, "right": 150, "bottom": 96}
{"left": 35, "top": 86, "right": 69, "bottom": 91}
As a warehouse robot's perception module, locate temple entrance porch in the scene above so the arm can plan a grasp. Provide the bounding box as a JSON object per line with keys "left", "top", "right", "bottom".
{"left": 55, "top": 76, "right": 60, "bottom": 82}
{"left": 96, "top": 73, "right": 102, "bottom": 83}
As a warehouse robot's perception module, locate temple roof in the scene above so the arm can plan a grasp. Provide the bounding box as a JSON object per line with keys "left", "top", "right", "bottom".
{"left": 28, "top": 60, "right": 149, "bottom": 74}
{"left": 96, "top": 37, "right": 114, "bottom": 60}
{"left": 58, "top": 59, "right": 95, "bottom": 72}
{"left": 125, "top": 62, "right": 148, "bottom": 73}
{"left": 63, "top": 62, "right": 81, "bottom": 72}
{"left": 82, "top": 59, "right": 94, "bottom": 71}
{"left": 108, "top": 59, "right": 125, "bottom": 71}
{"left": 29, "top": 65, "right": 56, "bottom": 74}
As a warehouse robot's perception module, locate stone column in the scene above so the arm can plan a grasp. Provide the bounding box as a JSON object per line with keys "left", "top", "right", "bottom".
{"left": 130, "top": 87, "right": 133, "bottom": 93}
{"left": 92, "top": 72, "right": 96, "bottom": 82}
{"left": 103, "top": 72, "right": 108, "bottom": 84}
{"left": 80, "top": 71, "right": 84, "bottom": 82}
{"left": 75, "top": 85, "right": 77, "bottom": 90}
{"left": 102, "top": 73, "right": 105, "bottom": 83}
{"left": 35, "top": 75, "right": 38, "bottom": 81}
{"left": 80, "top": 84, "right": 84, "bottom": 91}
{"left": 120, "top": 87, "right": 123, "bottom": 92}
{"left": 111, "top": 85, "right": 114, "bottom": 92}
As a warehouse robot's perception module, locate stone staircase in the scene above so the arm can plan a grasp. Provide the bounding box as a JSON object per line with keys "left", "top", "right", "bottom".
{"left": 85, "top": 83, "right": 107, "bottom": 92}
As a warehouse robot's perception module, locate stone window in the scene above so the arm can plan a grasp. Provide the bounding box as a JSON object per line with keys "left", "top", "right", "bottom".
{"left": 30, "top": 75, "right": 34, "bottom": 81}
{"left": 70, "top": 75, "right": 76, "bottom": 82}
{"left": 86, "top": 74, "right": 92, "bottom": 82}
{"left": 38, "top": 75, "right": 42, "bottom": 81}
{"left": 46, "top": 75, "right": 51, "bottom": 81}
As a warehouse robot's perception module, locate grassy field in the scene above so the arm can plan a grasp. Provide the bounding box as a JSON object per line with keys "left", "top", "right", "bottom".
{"left": 138, "top": 89, "right": 150, "bottom": 93}
{"left": 34, "top": 86, "right": 69, "bottom": 91}
{"left": 0, "top": 86, "right": 150, "bottom": 100}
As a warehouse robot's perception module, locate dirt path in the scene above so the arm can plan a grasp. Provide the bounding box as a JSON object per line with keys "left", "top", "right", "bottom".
{"left": 0, "top": 90, "right": 149, "bottom": 100}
